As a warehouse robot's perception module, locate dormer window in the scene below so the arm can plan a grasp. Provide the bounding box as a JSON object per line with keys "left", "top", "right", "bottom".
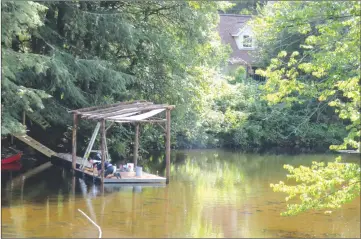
{"left": 242, "top": 35, "right": 252, "bottom": 48}
{"left": 231, "top": 24, "right": 256, "bottom": 50}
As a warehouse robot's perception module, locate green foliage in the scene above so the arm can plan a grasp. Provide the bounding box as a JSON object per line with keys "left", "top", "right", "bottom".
{"left": 196, "top": 76, "right": 347, "bottom": 152}
{"left": 222, "top": 1, "right": 267, "bottom": 15}
{"left": 1, "top": 1, "right": 230, "bottom": 155}
{"left": 254, "top": 1, "right": 360, "bottom": 151}
{"left": 271, "top": 157, "right": 360, "bottom": 216}
{"left": 253, "top": 1, "right": 361, "bottom": 215}
{"left": 228, "top": 66, "right": 247, "bottom": 84}
{"left": 1, "top": 1, "right": 51, "bottom": 135}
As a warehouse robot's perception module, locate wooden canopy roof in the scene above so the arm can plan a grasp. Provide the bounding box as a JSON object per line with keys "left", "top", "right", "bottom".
{"left": 69, "top": 100, "right": 175, "bottom": 123}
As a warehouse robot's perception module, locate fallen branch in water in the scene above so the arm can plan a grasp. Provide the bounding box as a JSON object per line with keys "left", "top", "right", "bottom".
{"left": 77, "top": 209, "right": 102, "bottom": 238}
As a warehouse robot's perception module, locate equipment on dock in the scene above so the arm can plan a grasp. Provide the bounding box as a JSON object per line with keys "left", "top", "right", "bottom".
{"left": 136, "top": 166, "right": 143, "bottom": 177}
{"left": 79, "top": 122, "right": 101, "bottom": 170}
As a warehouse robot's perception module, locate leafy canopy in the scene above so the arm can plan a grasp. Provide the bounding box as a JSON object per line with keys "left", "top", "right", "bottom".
{"left": 1, "top": 1, "right": 231, "bottom": 156}
{"left": 253, "top": 1, "right": 361, "bottom": 215}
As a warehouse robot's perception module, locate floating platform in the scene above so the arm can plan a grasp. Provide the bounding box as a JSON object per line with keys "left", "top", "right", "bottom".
{"left": 336, "top": 150, "right": 360, "bottom": 154}
{"left": 51, "top": 153, "right": 166, "bottom": 184}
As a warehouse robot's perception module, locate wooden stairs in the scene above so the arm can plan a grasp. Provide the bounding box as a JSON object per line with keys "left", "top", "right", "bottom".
{"left": 26, "top": 112, "right": 51, "bottom": 130}
{"left": 13, "top": 134, "right": 56, "bottom": 158}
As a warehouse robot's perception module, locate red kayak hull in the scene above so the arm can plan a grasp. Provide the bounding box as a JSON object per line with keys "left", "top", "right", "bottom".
{"left": 1, "top": 152, "right": 22, "bottom": 165}
{"left": 1, "top": 162, "right": 22, "bottom": 171}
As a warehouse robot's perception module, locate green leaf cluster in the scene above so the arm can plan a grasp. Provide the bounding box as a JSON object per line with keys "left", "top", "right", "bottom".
{"left": 1, "top": 1, "right": 230, "bottom": 154}
{"left": 271, "top": 158, "right": 360, "bottom": 216}
{"left": 252, "top": 1, "right": 360, "bottom": 215}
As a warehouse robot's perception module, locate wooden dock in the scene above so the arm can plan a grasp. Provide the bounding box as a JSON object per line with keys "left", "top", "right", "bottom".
{"left": 336, "top": 150, "right": 360, "bottom": 154}
{"left": 53, "top": 153, "right": 92, "bottom": 168}
{"left": 13, "top": 134, "right": 56, "bottom": 157}
{"left": 51, "top": 153, "right": 166, "bottom": 184}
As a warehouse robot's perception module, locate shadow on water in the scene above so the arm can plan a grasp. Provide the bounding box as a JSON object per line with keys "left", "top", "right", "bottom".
{"left": 1, "top": 149, "right": 360, "bottom": 238}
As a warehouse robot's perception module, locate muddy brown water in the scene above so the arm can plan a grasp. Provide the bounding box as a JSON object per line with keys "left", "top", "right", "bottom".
{"left": 1, "top": 150, "right": 360, "bottom": 238}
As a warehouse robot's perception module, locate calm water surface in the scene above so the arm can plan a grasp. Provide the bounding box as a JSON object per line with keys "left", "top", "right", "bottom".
{"left": 1, "top": 150, "right": 360, "bottom": 238}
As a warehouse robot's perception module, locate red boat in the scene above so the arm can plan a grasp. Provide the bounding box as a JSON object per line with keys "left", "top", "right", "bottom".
{"left": 1, "top": 152, "right": 22, "bottom": 165}
{"left": 1, "top": 162, "right": 22, "bottom": 171}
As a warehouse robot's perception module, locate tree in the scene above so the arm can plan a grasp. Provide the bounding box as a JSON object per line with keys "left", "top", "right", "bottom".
{"left": 1, "top": 1, "right": 51, "bottom": 135}
{"left": 221, "top": 1, "right": 268, "bottom": 15}
{"left": 1, "top": 1, "right": 231, "bottom": 155}
{"left": 253, "top": 1, "right": 360, "bottom": 215}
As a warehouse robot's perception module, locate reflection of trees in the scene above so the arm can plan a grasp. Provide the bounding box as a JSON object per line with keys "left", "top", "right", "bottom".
{"left": 164, "top": 150, "right": 360, "bottom": 237}
{"left": 169, "top": 150, "right": 252, "bottom": 237}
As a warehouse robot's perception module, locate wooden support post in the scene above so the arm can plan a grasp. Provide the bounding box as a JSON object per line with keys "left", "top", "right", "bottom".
{"left": 100, "top": 119, "right": 106, "bottom": 183}
{"left": 72, "top": 113, "right": 78, "bottom": 171}
{"left": 165, "top": 109, "right": 171, "bottom": 184}
{"left": 133, "top": 123, "right": 140, "bottom": 168}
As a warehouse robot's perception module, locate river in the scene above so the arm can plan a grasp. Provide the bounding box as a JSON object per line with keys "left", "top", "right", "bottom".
{"left": 1, "top": 150, "right": 360, "bottom": 238}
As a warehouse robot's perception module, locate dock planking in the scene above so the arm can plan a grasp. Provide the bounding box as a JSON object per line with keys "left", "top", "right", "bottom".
{"left": 80, "top": 168, "right": 166, "bottom": 184}
{"left": 53, "top": 153, "right": 92, "bottom": 168}
{"left": 336, "top": 150, "right": 360, "bottom": 154}
{"left": 51, "top": 153, "right": 166, "bottom": 184}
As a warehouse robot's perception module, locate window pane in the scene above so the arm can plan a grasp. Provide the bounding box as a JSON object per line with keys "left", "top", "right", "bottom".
{"left": 243, "top": 35, "right": 252, "bottom": 48}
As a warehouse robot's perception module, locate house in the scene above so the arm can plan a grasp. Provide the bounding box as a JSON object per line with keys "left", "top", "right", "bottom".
{"left": 217, "top": 14, "right": 263, "bottom": 80}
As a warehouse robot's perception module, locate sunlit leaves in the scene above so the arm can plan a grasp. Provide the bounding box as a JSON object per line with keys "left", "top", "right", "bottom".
{"left": 254, "top": 1, "right": 361, "bottom": 216}
{"left": 271, "top": 159, "right": 360, "bottom": 216}
{"left": 255, "top": 1, "right": 360, "bottom": 151}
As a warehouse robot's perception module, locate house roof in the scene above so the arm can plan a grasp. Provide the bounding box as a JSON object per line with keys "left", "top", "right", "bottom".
{"left": 217, "top": 14, "right": 256, "bottom": 66}
{"left": 69, "top": 100, "right": 175, "bottom": 123}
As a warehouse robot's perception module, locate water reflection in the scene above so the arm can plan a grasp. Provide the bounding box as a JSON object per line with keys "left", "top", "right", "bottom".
{"left": 1, "top": 150, "right": 360, "bottom": 238}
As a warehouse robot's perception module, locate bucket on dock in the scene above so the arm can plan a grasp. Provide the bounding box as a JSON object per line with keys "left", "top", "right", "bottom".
{"left": 127, "top": 163, "right": 134, "bottom": 172}
{"left": 136, "top": 166, "right": 142, "bottom": 177}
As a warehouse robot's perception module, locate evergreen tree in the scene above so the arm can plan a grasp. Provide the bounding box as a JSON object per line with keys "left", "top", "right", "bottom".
{"left": 1, "top": 1, "right": 230, "bottom": 155}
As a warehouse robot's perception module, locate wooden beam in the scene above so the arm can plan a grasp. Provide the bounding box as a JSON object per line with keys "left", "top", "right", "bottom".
{"left": 83, "top": 109, "right": 140, "bottom": 120}
{"left": 166, "top": 105, "right": 176, "bottom": 110}
{"left": 105, "top": 122, "right": 115, "bottom": 132}
{"left": 133, "top": 123, "right": 140, "bottom": 168}
{"left": 156, "top": 122, "right": 165, "bottom": 131}
{"left": 13, "top": 134, "right": 56, "bottom": 157}
{"left": 72, "top": 113, "right": 78, "bottom": 171}
{"left": 69, "top": 100, "right": 148, "bottom": 113}
{"left": 100, "top": 119, "right": 106, "bottom": 184}
{"left": 165, "top": 109, "right": 171, "bottom": 184}
{"left": 80, "top": 122, "right": 101, "bottom": 170}
{"left": 83, "top": 111, "right": 140, "bottom": 120}
{"left": 112, "top": 119, "right": 167, "bottom": 123}
{"left": 85, "top": 104, "right": 167, "bottom": 120}
{"left": 108, "top": 108, "right": 165, "bottom": 121}
{"left": 80, "top": 102, "right": 153, "bottom": 118}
